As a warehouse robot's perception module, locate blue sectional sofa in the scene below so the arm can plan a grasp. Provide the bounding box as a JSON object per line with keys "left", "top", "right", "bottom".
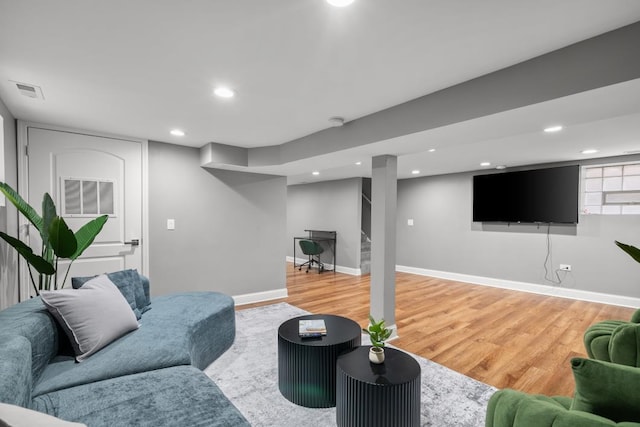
{"left": 0, "top": 280, "right": 249, "bottom": 426}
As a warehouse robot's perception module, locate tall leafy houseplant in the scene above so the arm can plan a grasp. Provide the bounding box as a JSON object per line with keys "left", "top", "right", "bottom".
{"left": 0, "top": 182, "right": 108, "bottom": 295}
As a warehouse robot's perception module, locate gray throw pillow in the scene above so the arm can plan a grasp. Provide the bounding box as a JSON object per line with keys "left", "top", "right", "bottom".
{"left": 41, "top": 275, "right": 139, "bottom": 362}
{"left": 71, "top": 269, "right": 149, "bottom": 319}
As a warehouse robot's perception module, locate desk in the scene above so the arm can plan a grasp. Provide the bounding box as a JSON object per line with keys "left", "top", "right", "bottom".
{"left": 293, "top": 229, "right": 337, "bottom": 273}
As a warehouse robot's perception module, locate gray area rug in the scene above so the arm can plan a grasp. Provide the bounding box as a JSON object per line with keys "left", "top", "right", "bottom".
{"left": 205, "top": 303, "right": 496, "bottom": 426}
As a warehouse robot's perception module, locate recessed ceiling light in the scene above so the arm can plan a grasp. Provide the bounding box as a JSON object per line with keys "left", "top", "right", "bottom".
{"left": 428, "top": 148, "right": 436, "bottom": 152}
{"left": 544, "top": 125, "right": 563, "bottom": 133}
{"left": 312, "top": 171, "right": 320, "bottom": 176}
{"left": 170, "top": 129, "right": 185, "bottom": 137}
{"left": 355, "top": 161, "right": 362, "bottom": 166}
{"left": 411, "top": 170, "right": 420, "bottom": 175}
{"left": 329, "top": 117, "right": 344, "bottom": 127}
{"left": 214, "top": 87, "right": 235, "bottom": 98}
{"left": 480, "top": 162, "right": 491, "bottom": 167}
{"left": 581, "top": 149, "right": 599, "bottom": 155}
{"left": 496, "top": 165, "right": 507, "bottom": 170}
{"left": 326, "top": 0, "right": 355, "bottom": 6}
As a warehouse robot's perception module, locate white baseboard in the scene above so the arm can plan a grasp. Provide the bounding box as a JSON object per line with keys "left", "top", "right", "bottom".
{"left": 233, "top": 288, "right": 288, "bottom": 306}
{"left": 286, "top": 256, "right": 362, "bottom": 276}
{"left": 396, "top": 265, "right": 640, "bottom": 308}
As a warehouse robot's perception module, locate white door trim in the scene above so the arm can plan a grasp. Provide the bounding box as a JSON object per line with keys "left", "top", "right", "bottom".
{"left": 16, "top": 120, "right": 149, "bottom": 301}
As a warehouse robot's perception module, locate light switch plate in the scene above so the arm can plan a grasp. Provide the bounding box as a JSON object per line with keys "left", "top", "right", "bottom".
{"left": 167, "top": 219, "right": 175, "bottom": 230}
{"left": 407, "top": 219, "right": 414, "bottom": 226}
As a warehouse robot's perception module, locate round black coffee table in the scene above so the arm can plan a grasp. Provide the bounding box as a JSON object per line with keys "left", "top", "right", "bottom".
{"left": 278, "top": 314, "right": 361, "bottom": 408}
{"left": 336, "top": 346, "right": 421, "bottom": 427}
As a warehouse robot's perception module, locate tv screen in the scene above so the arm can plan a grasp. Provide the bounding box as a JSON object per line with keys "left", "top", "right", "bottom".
{"left": 473, "top": 165, "right": 579, "bottom": 224}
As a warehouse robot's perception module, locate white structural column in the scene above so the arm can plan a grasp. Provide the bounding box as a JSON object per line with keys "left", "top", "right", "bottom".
{"left": 370, "top": 155, "right": 397, "bottom": 334}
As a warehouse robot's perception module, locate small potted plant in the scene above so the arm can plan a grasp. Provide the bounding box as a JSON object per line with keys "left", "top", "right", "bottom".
{"left": 362, "top": 315, "right": 392, "bottom": 364}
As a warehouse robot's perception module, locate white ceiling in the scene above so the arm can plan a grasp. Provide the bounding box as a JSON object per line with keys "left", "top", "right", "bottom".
{"left": 1, "top": 1, "right": 640, "bottom": 184}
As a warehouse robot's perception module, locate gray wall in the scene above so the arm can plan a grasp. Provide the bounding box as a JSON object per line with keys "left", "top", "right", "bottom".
{"left": 287, "top": 178, "right": 362, "bottom": 270}
{"left": 0, "top": 95, "right": 18, "bottom": 309}
{"left": 397, "top": 156, "right": 640, "bottom": 299}
{"left": 149, "top": 141, "right": 287, "bottom": 297}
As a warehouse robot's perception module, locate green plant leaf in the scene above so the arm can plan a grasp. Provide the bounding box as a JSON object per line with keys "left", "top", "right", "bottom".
{"left": 41, "top": 193, "right": 57, "bottom": 246}
{"left": 0, "top": 182, "right": 43, "bottom": 232}
{"left": 0, "top": 231, "right": 55, "bottom": 275}
{"left": 70, "top": 215, "right": 108, "bottom": 260}
{"left": 615, "top": 241, "right": 640, "bottom": 264}
{"left": 366, "top": 314, "right": 391, "bottom": 347}
{"left": 49, "top": 217, "right": 77, "bottom": 258}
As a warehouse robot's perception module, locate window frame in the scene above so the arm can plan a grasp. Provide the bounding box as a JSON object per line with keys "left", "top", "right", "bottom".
{"left": 581, "top": 161, "right": 640, "bottom": 215}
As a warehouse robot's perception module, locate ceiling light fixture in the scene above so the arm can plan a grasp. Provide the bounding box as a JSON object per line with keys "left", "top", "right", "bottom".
{"left": 411, "top": 170, "right": 420, "bottom": 175}
{"left": 329, "top": 117, "right": 344, "bottom": 127}
{"left": 581, "top": 149, "right": 599, "bottom": 155}
{"left": 480, "top": 162, "right": 491, "bottom": 167}
{"left": 428, "top": 148, "right": 436, "bottom": 152}
{"left": 544, "top": 125, "right": 563, "bottom": 133}
{"left": 170, "top": 129, "right": 185, "bottom": 136}
{"left": 312, "top": 171, "right": 320, "bottom": 176}
{"left": 326, "top": 0, "right": 355, "bottom": 7}
{"left": 496, "top": 165, "right": 507, "bottom": 170}
{"left": 355, "top": 161, "right": 362, "bottom": 166}
{"left": 214, "top": 87, "right": 235, "bottom": 98}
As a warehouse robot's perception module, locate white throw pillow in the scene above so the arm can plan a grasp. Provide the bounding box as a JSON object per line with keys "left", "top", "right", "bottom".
{"left": 0, "top": 402, "right": 87, "bottom": 427}
{"left": 41, "top": 274, "right": 139, "bottom": 362}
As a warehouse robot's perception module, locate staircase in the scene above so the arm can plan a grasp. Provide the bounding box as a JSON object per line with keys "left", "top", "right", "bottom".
{"left": 360, "top": 231, "right": 371, "bottom": 275}
{"left": 360, "top": 178, "right": 372, "bottom": 275}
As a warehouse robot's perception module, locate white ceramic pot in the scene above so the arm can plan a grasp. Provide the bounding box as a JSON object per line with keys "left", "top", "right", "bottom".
{"left": 369, "top": 346, "right": 385, "bottom": 364}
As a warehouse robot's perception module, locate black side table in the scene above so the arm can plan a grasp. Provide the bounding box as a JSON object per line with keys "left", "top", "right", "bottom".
{"left": 278, "top": 314, "right": 361, "bottom": 408}
{"left": 336, "top": 346, "right": 421, "bottom": 427}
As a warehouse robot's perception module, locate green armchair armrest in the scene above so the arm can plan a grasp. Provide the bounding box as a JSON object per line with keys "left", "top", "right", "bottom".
{"left": 584, "top": 309, "right": 640, "bottom": 366}
{"left": 486, "top": 389, "right": 640, "bottom": 427}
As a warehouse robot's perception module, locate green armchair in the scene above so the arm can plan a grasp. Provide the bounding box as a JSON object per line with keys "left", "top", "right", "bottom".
{"left": 485, "top": 358, "right": 640, "bottom": 427}
{"left": 583, "top": 309, "right": 640, "bottom": 366}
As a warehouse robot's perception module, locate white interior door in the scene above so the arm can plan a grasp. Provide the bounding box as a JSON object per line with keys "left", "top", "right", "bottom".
{"left": 21, "top": 124, "right": 145, "bottom": 295}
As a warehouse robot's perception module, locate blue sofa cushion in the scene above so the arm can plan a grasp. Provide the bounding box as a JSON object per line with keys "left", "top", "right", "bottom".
{"left": 0, "top": 298, "right": 58, "bottom": 383}
{"left": 72, "top": 270, "right": 149, "bottom": 319}
{"left": 33, "top": 292, "right": 236, "bottom": 396}
{"left": 138, "top": 274, "right": 151, "bottom": 308}
{"left": 0, "top": 335, "right": 32, "bottom": 408}
{"left": 32, "top": 366, "right": 250, "bottom": 427}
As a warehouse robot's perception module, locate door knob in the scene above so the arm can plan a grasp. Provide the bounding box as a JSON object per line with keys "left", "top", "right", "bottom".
{"left": 125, "top": 239, "right": 140, "bottom": 246}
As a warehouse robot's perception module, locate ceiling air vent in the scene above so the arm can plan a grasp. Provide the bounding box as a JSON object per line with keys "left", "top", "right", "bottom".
{"left": 13, "top": 81, "right": 44, "bottom": 100}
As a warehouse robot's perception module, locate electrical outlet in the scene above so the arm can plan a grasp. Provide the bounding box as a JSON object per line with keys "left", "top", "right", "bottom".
{"left": 559, "top": 264, "right": 571, "bottom": 271}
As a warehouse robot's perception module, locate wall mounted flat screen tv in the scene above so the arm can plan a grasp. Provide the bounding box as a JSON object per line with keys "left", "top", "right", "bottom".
{"left": 473, "top": 165, "right": 579, "bottom": 224}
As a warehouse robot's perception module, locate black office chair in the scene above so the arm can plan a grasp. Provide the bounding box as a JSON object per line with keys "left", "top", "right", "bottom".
{"left": 298, "top": 239, "right": 325, "bottom": 273}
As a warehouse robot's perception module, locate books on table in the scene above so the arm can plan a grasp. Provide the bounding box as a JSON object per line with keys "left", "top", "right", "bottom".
{"left": 299, "top": 319, "right": 327, "bottom": 337}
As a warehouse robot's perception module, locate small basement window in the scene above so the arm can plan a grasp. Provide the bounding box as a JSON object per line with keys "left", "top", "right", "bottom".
{"left": 582, "top": 162, "right": 640, "bottom": 215}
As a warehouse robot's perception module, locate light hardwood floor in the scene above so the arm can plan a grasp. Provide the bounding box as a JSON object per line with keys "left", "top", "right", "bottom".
{"left": 238, "top": 263, "right": 635, "bottom": 397}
